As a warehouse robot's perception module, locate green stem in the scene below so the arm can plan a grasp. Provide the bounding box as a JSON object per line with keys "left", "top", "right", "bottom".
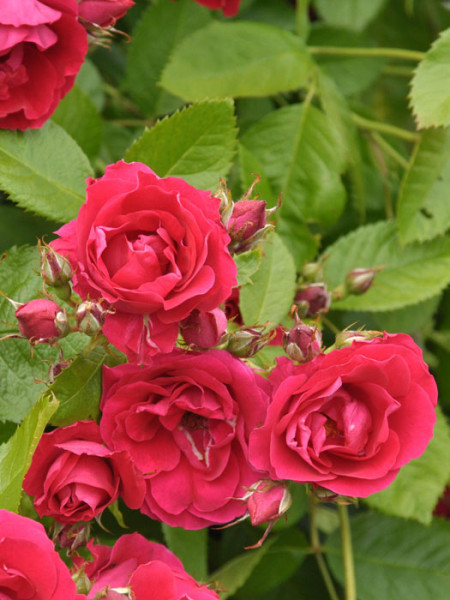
{"left": 338, "top": 504, "right": 356, "bottom": 600}
{"left": 371, "top": 132, "right": 410, "bottom": 170}
{"left": 309, "top": 494, "right": 341, "bottom": 600}
{"left": 296, "top": 0, "right": 310, "bottom": 39}
{"left": 382, "top": 64, "right": 414, "bottom": 77}
{"left": 351, "top": 113, "right": 419, "bottom": 142}
{"left": 308, "top": 46, "right": 425, "bottom": 62}
{"left": 322, "top": 316, "right": 340, "bottom": 336}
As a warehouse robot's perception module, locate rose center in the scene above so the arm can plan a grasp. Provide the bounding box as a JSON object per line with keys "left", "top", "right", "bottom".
{"left": 181, "top": 412, "right": 209, "bottom": 431}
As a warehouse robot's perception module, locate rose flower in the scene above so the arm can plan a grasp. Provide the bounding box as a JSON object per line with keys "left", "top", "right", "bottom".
{"left": 249, "top": 333, "right": 438, "bottom": 497}
{"left": 77, "top": 533, "right": 219, "bottom": 600}
{"left": 51, "top": 161, "right": 237, "bottom": 363}
{"left": 0, "top": 509, "right": 85, "bottom": 600}
{"left": 23, "top": 420, "right": 145, "bottom": 524}
{"left": 99, "top": 349, "right": 270, "bottom": 529}
{"left": 0, "top": 0, "right": 87, "bottom": 130}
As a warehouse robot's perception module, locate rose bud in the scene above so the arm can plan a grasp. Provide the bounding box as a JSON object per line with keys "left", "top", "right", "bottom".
{"left": 78, "top": 0, "right": 135, "bottom": 28}
{"left": 226, "top": 326, "right": 272, "bottom": 358}
{"left": 228, "top": 200, "right": 268, "bottom": 253}
{"left": 345, "top": 267, "right": 380, "bottom": 295}
{"left": 294, "top": 283, "right": 331, "bottom": 318}
{"left": 180, "top": 308, "right": 227, "bottom": 349}
{"left": 246, "top": 480, "right": 292, "bottom": 527}
{"left": 283, "top": 323, "right": 322, "bottom": 362}
{"left": 335, "top": 328, "right": 382, "bottom": 349}
{"left": 53, "top": 522, "right": 91, "bottom": 555}
{"left": 40, "top": 241, "right": 73, "bottom": 287}
{"left": 76, "top": 301, "right": 107, "bottom": 336}
{"left": 15, "top": 299, "right": 69, "bottom": 344}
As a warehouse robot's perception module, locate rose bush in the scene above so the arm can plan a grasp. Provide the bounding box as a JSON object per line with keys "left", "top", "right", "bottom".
{"left": 249, "top": 333, "right": 438, "bottom": 497}
{"left": 78, "top": 533, "right": 219, "bottom": 600}
{"left": 0, "top": 509, "right": 85, "bottom": 600}
{"left": 192, "top": 1, "right": 241, "bottom": 17}
{"left": 23, "top": 420, "right": 145, "bottom": 524}
{"left": 99, "top": 349, "right": 270, "bottom": 528}
{"left": 0, "top": 0, "right": 87, "bottom": 130}
{"left": 52, "top": 160, "right": 236, "bottom": 362}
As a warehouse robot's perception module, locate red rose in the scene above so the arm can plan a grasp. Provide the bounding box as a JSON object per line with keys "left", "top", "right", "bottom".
{"left": 15, "top": 298, "right": 68, "bottom": 343}
{"left": 52, "top": 161, "right": 237, "bottom": 362}
{"left": 23, "top": 420, "right": 145, "bottom": 524}
{"left": 191, "top": 0, "right": 241, "bottom": 17}
{"left": 99, "top": 349, "right": 270, "bottom": 529}
{"left": 78, "top": 533, "right": 218, "bottom": 600}
{"left": 0, "top": 0, "right": 88, "bottom": 130}
{"left": 180, "top": 307, "right": 227, "bottom": 349}
{"left": 78, "top": 0, "right": 134, "bottom": 28}
{"left": 249, "top": 333, "right": 438, "bottom": 497}
{"left": 0, "top": 509, "right": 85, "bottom": 600}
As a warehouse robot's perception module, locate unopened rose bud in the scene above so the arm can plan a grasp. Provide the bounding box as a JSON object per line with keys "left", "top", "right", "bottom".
{"left": 294, "top": 284, "right": 331, "bottom": 318}
{"left": 228, "top": 200, "right": 268, "bottom": 253}
{"left": 226, "top": 327, "right": 270, "bottom": 358}
{"left": 78, "top": 0, "right": 135, "bottom": 28}
{"left": 283, "top": 323, "right": 322, "bottom": 362}
{"left": 53, "top": 522, "right": 91, "bottom": 555}
{"left": 40, "top": 242, "right": 73, "bottom": 287}
{"left": 15, "top": 299, "right": 69, "bottom": 344}
{"left": 215, "top": 179, "right": 234, "bottom": 227}
{"left": 180, "top": 308, "right": 227, "bottom": 349}
{"left": 335, "top": 329, "right": 382, "bottom": 349}
{"left": 75, "top": 301, "right": 106, "bottom": 336}
{"left": 247, "top": 480, "right": 292, "bottom": 527}
{"left": 345, "top": 268, "right": 379, "bottom": 295}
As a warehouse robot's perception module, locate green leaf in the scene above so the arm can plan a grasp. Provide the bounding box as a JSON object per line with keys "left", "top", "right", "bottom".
{"left": 240, "top": 233, "right": 296, "bottom": 327}
{"left": 327, "top": 513, "right": 450, "bottom": 600}
{"left": 0, "top": 202, "right": 58, "bottom": 253}
{"left": 235, "top": 529, "right": 309, "bottom": 597}
{"left": 48, "top": 347, "right": 118, "bottom": 427}
{"left": 160, "top": 21, "right": 313, "bottom": 101}
{"left": 314, "top": 0, "right": 387, "bottom": 31}
{"left": 123, "top": 0, "right": 211, "bottom": 117}
{"left": 210, "top": 536, "right": 276, "bottom": 600}
{"left": 241, "top": 103, "right": 347, "bottom": 227}
{"left": 323, "top": 221, "right": 450, "bottom": 311}
{"left": 52, "top": 85, "right": 103, "bottom": 161}
{"left": 366, "top": 407, "right": 450, "bottom": 524}
{"left": 162, "top": 524, "right": 208, "bottom": 582}
{"left": 75, "top": 59, "right": 105, "bottom": 112}
{"left": 0, "top": 394, "right": 58, "bottom": 512}
{"left": 125, "top": 100, "right": 237, "bottom": 190}
{"left": 410, "top": 27, "right": 450, "bottom": 129}
{"left": 396, "top": 128, "right": 450, "bottom": 244}
{"left": 0, "top": 121, "right": 91, "bottom": 223}
{"left": 235, "top": 248, "right": 262, "bottom": 287}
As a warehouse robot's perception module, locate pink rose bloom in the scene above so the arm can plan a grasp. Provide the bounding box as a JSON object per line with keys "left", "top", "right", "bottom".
{"left": 99, "top": 349, "right": 270, "bottom": 528}
{"left": 0, "top": 0, "right": 88, "bottom": 130}
{"left": 192, "top": 0, "right": 241, "bottom": 17}
{"left": 249, "top": 333, "right": 438, "bottom": 497}
{"left": 23, "top": 420, "right": 145, "bottom": 524}
{"left": 0, "top": 509, "right": 85, "bottom": 600}
{"left": 78, "top": 0, "right": 134, "bottom": 28}
{"left": 77, "top": 533, "right": 218, "bottom": 600}
{"left": 52, "top": 161, "right": 237, "bottom": 363}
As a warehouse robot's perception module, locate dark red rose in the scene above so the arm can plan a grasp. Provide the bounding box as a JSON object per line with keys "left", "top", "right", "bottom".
{"left": 99, "top": 349, "right": 270, "bottom": 529}
{"left": 0, "top": 509, "right": 85, "bottom": 600}
{"left": 52, "top": 161, "right": 237, "bottom": 363}
{"left": 249, "top": 333, "right": 438, "bottom": 497}
{"left": 23, "top": 420, "right": 145, "bottom": 524}
{"left": 78, "top": 0, "right": 134, "bottom": 28}
{"left": 0, "top": 0, "right": 88, "bottom": 130}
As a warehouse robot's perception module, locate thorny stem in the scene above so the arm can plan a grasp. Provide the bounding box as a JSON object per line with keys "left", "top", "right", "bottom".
{"left": 309, "top": 493, "right": 341, "bottom": 600}
{"left": 308, "top": 46, "right": 425, "bottom": 62}
{"left": 338, "top": 503, "right": 357, "bottom": 600}
{"left": 351, "top": 113, "right": 419, "bottom": 142}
